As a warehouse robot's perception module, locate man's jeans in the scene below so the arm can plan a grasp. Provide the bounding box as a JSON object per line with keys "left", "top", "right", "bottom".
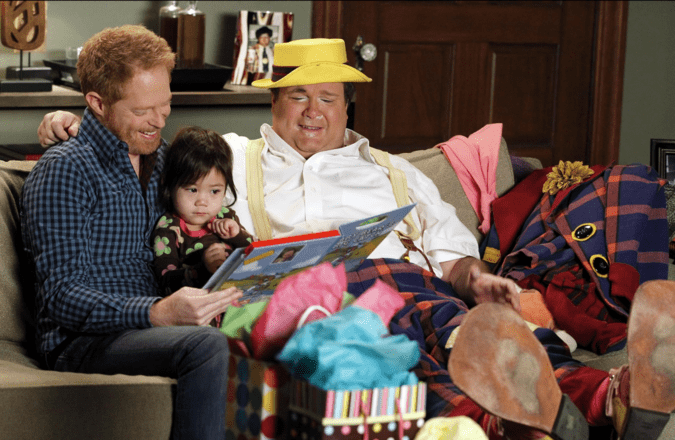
{"left": 51, "top": 326, "right": 230, "bottom": 440}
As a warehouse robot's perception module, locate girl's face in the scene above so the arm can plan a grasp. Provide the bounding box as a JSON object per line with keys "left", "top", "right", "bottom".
{"left": 173, "top": 168, "right": 226, "bottom": 231}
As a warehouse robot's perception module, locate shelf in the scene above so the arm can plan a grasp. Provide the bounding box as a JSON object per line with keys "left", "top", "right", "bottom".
{"left": 0, "top": 83, "right": 272, "bottom": 108}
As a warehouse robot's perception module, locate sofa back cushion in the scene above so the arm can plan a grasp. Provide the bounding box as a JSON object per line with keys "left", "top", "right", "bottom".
{"left": 398, "top": 138, "right": 515, "bottom": 244}
{"left": 0, "top": 161, "right": 39, "bottom": 365}
{"left": 0, "top": 142, "right": 514, "bottom": 362}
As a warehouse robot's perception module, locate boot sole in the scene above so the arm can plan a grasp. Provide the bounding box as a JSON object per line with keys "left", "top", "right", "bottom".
{"left": 449, "top": 303, "right": 588, "bottom": 440}
{"left": 624, "top": 279, "right": 675, "bottom": 438}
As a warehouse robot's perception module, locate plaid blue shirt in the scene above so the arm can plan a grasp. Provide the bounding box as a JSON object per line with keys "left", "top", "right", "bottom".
{"left": 21, "top": 109, "right": 167, "bottom": 356}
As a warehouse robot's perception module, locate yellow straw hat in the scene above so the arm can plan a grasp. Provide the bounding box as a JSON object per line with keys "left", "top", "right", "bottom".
{"left": 251, "top": 38, "right": 372, "bottom": 88}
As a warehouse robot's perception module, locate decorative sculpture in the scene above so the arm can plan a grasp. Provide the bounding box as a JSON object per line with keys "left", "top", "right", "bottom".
{"left": 0, "top": 0, "right": 52, "bottom": 92}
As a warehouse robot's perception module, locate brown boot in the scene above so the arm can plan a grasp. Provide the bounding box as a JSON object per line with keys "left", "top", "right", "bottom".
{"left": 448, "top": 302, "right": 588, "bottom": 440}
{"left": 607, "top": 279, "right": 675, "bottom": 439}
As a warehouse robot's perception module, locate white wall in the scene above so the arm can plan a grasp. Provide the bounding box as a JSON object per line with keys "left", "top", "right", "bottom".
{"left": 619, "top": 1, "right": 675, "bottom": 165}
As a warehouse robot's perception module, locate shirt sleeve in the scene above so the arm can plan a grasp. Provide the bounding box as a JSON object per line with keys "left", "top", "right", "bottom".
{"left": 22, "top": 154, "right": 157, "bottom": 334}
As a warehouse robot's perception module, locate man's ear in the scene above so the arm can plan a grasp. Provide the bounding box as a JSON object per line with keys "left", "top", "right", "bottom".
{"left": 85, "top": 92, "right": 106, "bottom": 118}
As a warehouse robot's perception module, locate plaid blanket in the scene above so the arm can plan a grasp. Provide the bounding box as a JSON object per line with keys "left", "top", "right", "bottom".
{"left": 347, "top": 258, "right": 589, "bottom": 422}
{"left": 482, "top": 164, "right": 669, "bottom": 354}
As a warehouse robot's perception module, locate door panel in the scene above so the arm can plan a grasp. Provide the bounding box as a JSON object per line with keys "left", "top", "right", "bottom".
{"left": 379, "top": 45, "right": 452, "bottom": 148}
{"left": 379, "top": 1, "right": 562, "bottom": 44}
{"left": 312, "top": 1, "right": 628, "bottom": 167}
{"left": 491, "top": 44, "right": 558, "bottom": 163}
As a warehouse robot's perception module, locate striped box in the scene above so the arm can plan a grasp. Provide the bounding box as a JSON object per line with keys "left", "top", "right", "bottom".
{"left": 288, "top": 379, "right": 426, "bottom": 440}
{"left": 225, "top": 354, "right": 291, "bottom": 440}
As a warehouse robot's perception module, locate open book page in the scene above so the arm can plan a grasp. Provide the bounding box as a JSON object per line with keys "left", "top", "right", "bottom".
{"left": 204, "top": 204, "right": 415, "bottom": 303}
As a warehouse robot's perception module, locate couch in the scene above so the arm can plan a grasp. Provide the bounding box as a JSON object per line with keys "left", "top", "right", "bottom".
{"left": 1, "top": 139, "right": 673, "bottom": 439}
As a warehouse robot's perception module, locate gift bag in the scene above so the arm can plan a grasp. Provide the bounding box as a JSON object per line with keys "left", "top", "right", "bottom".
{"left": 225, "top": 353, "right": 291, "bottom": 440}
{"left": 288, "top": 379, "right": 427, "bottom": 440}
{"left": 277, "top": 304, "right": 419, "bottom": 391}
{"left": 250, "top": 262, "right": 347, "bottom": 361}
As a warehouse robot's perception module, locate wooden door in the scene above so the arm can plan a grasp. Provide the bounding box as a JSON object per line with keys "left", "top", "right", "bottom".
{"left": 313, "top": 1, "right": 627, "bottom": 167}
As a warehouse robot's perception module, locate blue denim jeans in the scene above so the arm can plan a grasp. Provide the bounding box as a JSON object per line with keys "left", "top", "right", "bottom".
{"left": 52, "top": 326, "right": 230, "bottom": 440}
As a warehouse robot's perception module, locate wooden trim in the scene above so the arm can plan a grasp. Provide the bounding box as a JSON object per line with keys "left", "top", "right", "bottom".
{"left": 589, "top": 0, "right": 628, "bottom": 166}
{"left": 312, "top": 1, "right": 628, "bottom": 165}
{"left": 311, "top": 1, "right": 343, "bottom": 38}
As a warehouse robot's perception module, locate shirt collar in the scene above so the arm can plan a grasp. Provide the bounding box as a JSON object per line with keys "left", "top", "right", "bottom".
{"left": 259, "top": 123, "right": 372, "bottom": 161}
{"left": 79, "top": 109, "right": 127, "bottom": 166}
{"left": 79, "top": 108, "right": 166, "bottom": 170}
{"left": 178, "top": 217, "right": 211, "bottom": 238}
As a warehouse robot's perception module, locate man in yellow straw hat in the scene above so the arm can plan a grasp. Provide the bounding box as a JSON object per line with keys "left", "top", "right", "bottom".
{"left": 36, "top": 38, "right": 675, "bottom": 440}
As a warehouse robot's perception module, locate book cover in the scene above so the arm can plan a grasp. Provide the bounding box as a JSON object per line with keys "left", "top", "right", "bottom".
{"left": 203, "top": 204, "right": 415, "bottom": 303}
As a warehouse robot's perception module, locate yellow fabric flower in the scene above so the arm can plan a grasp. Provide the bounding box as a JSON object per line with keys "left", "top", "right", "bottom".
{"left": 542, "top": 160, "right": 594, "bottom": 195}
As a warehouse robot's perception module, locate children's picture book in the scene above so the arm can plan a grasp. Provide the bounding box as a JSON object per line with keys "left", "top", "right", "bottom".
{"left": 203, "top": 204, "right": 415, "bottom": 303}
{"left": 231, "top": 10, "right": 294, "bottom": 85}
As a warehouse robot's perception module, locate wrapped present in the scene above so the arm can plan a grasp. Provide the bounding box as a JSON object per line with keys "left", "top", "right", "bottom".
{"left": 288, "top": 379, "right": 427, "bottom": 440}
{"left": 225, "top": 353, "right": 291, "bottom": 440}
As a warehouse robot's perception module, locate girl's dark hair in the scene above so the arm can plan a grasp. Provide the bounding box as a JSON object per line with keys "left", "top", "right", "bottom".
{"left": 160, "top": 126, "right": 236, "bottom": 212}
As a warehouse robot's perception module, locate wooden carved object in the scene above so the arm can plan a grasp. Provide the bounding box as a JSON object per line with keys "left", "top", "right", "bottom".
{"left": 1, "top": 1, "right": 46, "bottom": 51}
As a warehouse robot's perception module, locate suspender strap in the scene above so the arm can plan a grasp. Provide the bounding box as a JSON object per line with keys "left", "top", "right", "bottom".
{"left": 369, "top": 147, "right": 420, "bottom": 240}
{"left": 370, "top": 147, "right": 435, "bottom": 272}
{"left": 246, "top": 138, "right": 274, "bottom": 241}
{"left": 246, "top": 140, "right": 426, "bottom": 269}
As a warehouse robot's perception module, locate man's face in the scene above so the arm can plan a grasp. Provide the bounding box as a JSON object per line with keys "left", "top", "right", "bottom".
{"left": 103, "top": 65, "right": 172, "bottom": 155}
{"left": 258, "top": 34, "right": 270, "bottom": 47}
{"left": 271, "top": 82, "right": 349, "bottom": 159}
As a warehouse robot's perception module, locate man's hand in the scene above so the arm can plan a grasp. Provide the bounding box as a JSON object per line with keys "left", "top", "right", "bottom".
{"left": 203, "top": 242, "right": 231, "bottom": 273}
{"left": 465, "top": 265, "right": 521, "bottom": 312}
{"left": 149, "top": 286, "right": 242, "bottom": 327}
{"left": 442, "top": 256, "right": 521, "bottom": 312}
{"left": 38, "top": 111, "right": 81, "bottom": 147}
{"left": 209, "top": 218, "right": 240, "bottom": 239}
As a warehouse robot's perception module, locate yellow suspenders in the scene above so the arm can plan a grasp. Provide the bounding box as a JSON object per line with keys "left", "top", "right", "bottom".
{"left": 245, "top": 139, "right": 431, "bottom": 270}
{"left": 245, "top": 138, "right": 273, "bottom": 241}
{"left": 366, "top": 147, "right": 421, "bottom": 241}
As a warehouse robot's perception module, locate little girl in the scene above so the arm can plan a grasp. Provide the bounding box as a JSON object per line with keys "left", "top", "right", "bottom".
{"left": 152, "top": 126, "right": 254, "bottom": 296}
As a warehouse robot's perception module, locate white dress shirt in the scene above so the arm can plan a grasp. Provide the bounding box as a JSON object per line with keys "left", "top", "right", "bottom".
{"left": 223, "top": 124, "right": 479, "bottom": 278}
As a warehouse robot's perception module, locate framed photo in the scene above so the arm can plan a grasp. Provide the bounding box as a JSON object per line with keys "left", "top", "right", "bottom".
{"left": 650, "top": 139, "right": 675, "bottom": 184}
{"left": 231, "top": 10, "right": 294, "bottom": 85}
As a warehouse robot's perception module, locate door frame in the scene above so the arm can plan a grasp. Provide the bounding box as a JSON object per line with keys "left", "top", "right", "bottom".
{"left": 312, "top": 1, "right": 628, "bottom": 166}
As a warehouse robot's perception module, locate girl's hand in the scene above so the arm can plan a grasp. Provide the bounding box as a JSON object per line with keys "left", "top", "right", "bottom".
{"left": 210, "top": 218, "right": 240, "bottom": 239}
{"left": 203, "top": 242, "right": 231, "bottom": 273}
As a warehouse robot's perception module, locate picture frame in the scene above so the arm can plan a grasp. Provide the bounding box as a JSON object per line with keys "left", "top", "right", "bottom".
{"left": 231, "top": 10, "right": 294, "bottom": 86}
{"left": 650, "top": 139, "right": 675, "bottom": 184}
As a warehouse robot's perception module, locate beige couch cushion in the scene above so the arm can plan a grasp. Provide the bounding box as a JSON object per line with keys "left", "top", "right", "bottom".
{"left": 0, "top": 160, "right": 176, "bottom": 440}
{"left": 0, "top": 360, "right": 174, "bottom": 440}
{"left": 0, "top": 161, "right": 38, "bottom": 364}
{"left": 399, "top": 138, "right": 515, "bottom": 244}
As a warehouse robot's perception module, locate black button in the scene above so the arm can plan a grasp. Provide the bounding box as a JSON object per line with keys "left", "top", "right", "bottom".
{"left": 573, "top": 223, "right": 595, "bottom": 241}
{"left": 590, "top": 255, "right": 609, "bottom": 277}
